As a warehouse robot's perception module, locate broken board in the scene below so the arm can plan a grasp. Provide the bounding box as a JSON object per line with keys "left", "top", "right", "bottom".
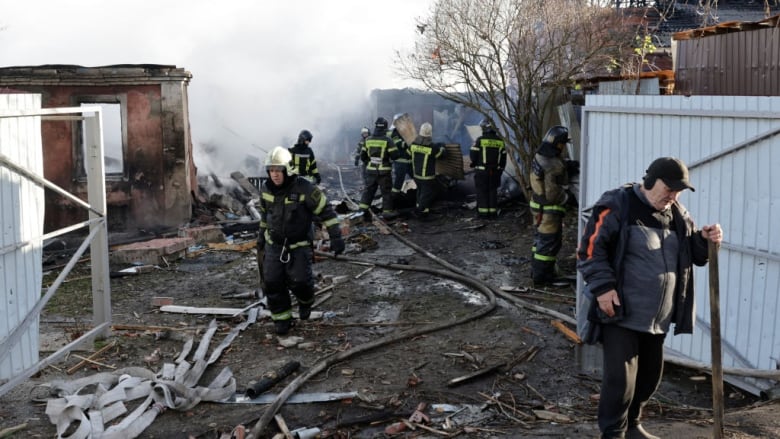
{"left": 221, "top": 391, "right": 359, "bottom": 404}
{"left": 392, "top": 113, "right": 417, "bottom": 145}
{"left": 435, "top": 144, "right": 465, "bottom": 180}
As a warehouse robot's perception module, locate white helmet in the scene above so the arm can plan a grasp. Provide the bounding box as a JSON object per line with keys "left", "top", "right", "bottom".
{"left": 265, "top": 146, "right": 294, "bottom": 175}
{"left": 419, "top": 122, "right": 433, "bottom": 138}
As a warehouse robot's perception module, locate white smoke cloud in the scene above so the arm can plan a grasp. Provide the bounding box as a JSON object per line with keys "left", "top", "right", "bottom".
{"left": 0, "top": 0, "right": 433, "bottom": 176}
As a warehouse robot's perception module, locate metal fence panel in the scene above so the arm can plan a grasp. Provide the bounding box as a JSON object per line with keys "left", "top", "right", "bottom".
{"left": 0, "top": 93, "right": 43, "bottom": 380}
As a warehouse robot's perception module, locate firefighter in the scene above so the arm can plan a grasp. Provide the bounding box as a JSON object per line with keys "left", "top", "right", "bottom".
{"left": 470, "top": 118, "right": 506, "bottom": 218}
{"left": 354, "top": 126, "right": 369, "bottom": 168}
{"left": 289, "top": 129, "right": 321, "bottom": 185}
{"left": 359, "top": 117, "right": 399, "bottom": 219}
{"left": 257, "top": 146, "right": 345, "bottom": 335}
{"left": 529, "top": 125, "right": 574, "bottom": 285}
{"left": 409, "top": 122, "right": 445, "bottom": 219}
{"left": 390, "top": 126, "right": 412, "bottom": 195}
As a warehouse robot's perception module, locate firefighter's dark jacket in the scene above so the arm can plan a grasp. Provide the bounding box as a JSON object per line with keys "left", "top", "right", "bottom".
{"left": 288, "top": 143, "right": 320, "bottom": 179}
{"left": 576, "top": 184, "right": 708, "bottom": 335}
{"left": 392, "top": 130, "right": 411, "bottom": 163}
{"left": 361, "top": 131, "right": 399, "bottom": 173}
{"left": 410, "top": 136, "right": 445, "bottom": 180}
{"left": 469, "top": 131, "right": 506, "bottom": 170}
{"left": 259, "top": 174, "right": 341, "bottom": 249}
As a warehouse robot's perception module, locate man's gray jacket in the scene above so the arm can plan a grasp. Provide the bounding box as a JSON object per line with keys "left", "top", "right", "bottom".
{"left": 577, "top": 184, "right": 710, "bottom": 337}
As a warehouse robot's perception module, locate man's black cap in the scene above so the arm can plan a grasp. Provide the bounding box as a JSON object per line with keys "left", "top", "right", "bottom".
{"left": 645, "top": 157, "right": 695, "bottom": 192}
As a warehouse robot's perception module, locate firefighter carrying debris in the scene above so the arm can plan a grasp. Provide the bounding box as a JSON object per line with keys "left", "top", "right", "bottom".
{"left": 410, "top": 122, "right": 445, "bottom": 219}
{"left": 257, "top": 146, "right": 345, "bottom": 335}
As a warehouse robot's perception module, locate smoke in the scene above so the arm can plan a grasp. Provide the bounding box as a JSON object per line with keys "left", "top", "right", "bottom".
{"left": 0, "top": 0, "right": 434, "bottom": 178}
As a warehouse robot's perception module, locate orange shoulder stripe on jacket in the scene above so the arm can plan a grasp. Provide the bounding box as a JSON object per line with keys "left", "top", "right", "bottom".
{"left": 585, "top": 208, "right": 612, "bottom": 260}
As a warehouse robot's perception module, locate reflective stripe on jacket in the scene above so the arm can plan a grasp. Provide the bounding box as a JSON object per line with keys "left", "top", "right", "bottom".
{"left": 410, "top": 139, "right": 444, "bottom": 180}
{"left": 361, "top": 136, "right": 397, "bottom": 173}
{"left": 469, "top": 135, "right": 506, "bottom": 170}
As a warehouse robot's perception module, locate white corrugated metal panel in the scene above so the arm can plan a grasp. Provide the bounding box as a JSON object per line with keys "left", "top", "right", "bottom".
{"left": 581, "top": 95, "right": 780, "bottom": 394}
{"left": 598, "top": 77, "right": 661, "bottom": 95}
{"left": 0, "top": 93, "right": 44, "bottom": 380}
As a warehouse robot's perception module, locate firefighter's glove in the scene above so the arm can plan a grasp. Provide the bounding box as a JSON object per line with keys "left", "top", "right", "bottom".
{"left": 354, "top": 157, "right": 360, "bottom": 166}
{"left": 315, "top": 174, "right": 322, "bottom": 185}
{"left": 331, "top": 237, "right": 345, "bottom": 255}
{"left": 565, "top": 159, "right": 580, "bottom": 177}
{"left": 469, "top": 162, "right": 475, "bottom": 168}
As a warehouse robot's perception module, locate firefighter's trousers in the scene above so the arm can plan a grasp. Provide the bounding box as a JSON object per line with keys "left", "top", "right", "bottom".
{"left": 360, "top": 171, "right": 394, "bottom": 213}
{"left": 530, "top": 208, "right": 563, "bottom": 283}
{"left": 261, "top": 243, "right": 315, "bottom": 321}
{"left": 474, "top": 168, "right": 501, "bottom": 217}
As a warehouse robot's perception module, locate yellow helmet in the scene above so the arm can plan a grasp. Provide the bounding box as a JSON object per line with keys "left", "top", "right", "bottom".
{"left": 265, "top": 146, "right": 294, "bottom": 175}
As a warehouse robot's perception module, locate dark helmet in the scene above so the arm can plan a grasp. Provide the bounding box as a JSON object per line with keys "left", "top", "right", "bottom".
{"left": 374, "top": 117, "right": 388, "bottom": 132}
{"left": 297, "top": 129, "right": 313, "bottom": 144}
{"left": 479, "top": 118, "right": 495, "bottom": 133}
{"left": 538, "top": 125, "right": 570, "bottom": 157}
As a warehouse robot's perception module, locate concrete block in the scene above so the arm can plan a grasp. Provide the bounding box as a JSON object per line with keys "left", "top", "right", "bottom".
{"left": 179, "top": 225, "right": 225, "bottom": 244}
{"left": 111, "top": 237, "right": 195, "bottom": 266}
{"left": 152, "top": 297, "right": 174, "bottom": 307}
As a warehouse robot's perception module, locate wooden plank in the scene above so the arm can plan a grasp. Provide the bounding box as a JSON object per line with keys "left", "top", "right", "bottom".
{"left": 436, "top": 144, "right": 465, "bottom": 179}
{"left": 709, "top": 241, "right": 724, "bottom": 439}
{"left": 393, "top": 113, "right": 417, "bottom": 145}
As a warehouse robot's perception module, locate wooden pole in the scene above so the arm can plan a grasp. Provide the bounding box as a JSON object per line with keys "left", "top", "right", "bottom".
{"left": 709, "top": 240, "right": 724, "bottom": 438}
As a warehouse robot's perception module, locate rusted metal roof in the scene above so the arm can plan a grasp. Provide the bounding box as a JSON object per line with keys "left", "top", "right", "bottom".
{"left": 673, "top": 13, "right": 780, "bottom": 96}
{"left": 673, "top": 13, "right": 780, "bottom": 40}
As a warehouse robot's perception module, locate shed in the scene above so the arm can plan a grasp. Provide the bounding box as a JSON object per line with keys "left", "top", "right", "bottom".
{"left": 0, "top": 64, "right": 196, "bottom": 233}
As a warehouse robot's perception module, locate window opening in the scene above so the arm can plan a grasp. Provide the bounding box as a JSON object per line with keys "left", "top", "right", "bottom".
{"left": 80, "top": 102, "right": 124, "bottom": 176}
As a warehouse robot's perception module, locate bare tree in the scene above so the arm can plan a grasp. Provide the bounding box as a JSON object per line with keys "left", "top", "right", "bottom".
{"left": 395, "top": 0, "right": 631, "bottom": 198}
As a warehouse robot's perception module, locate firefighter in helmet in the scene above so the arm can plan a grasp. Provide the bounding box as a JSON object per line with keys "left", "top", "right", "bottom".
{"left": 410, "top": 122, "right": 445, "bottom": 219}
{"left": 359, "top": 117, "right": 400, "bottom": 219}
{"left": 530, "top": 125, "right": 575, "bottom": 285}
{"left": 289, "top": 129, "right": 321, "bottom": 185}
{"left": 257, "top": 146, "right": 345, "bottom": 334}
{"left": 354, "top": 126, "right": 370, "bottom": 168}
{"left": 470, "top": 118, "right": 506, "bottom": 218}
{"left": 390, "top": 122, "right": 413, "bottom": 195}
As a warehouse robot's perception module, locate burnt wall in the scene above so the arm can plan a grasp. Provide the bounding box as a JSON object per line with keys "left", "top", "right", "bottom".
{"left": 0, "top": 65, "right": 195, "bottom": 233}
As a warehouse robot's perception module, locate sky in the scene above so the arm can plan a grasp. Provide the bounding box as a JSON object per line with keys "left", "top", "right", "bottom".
{"left": 0, "top": 0, "right": 435, "bottom": 175}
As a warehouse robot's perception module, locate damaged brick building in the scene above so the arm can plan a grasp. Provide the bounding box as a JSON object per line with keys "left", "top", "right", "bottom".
{"left": 0, "top": 64, "right": 197, "bottom": 233}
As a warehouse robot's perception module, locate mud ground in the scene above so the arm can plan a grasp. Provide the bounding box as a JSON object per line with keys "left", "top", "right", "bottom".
{"left": 1, "top": 165, "right": 778, "bottom": 438}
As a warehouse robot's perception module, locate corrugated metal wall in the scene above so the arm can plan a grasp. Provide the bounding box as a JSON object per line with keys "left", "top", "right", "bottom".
{"left": 581, "top": 94, "right": 780, "bottom": 394}
{"left": 0, "top": 94, "right": 44, "bottom": 380}
{"left": 675, "top": 25, "right": 780, "bottom": 96}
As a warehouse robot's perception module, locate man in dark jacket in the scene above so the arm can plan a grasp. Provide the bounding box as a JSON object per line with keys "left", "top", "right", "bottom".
{"left": 289, "top": 129, "right": 321, "bottom": 185}
{"left": 258, "top": 147, "right": 345, "bottom": 335}
{"left": 577, "top": 157, "right": 723, "bottom": 439}
{"left": 359, "top": 117, "right": 399, "bottom": 219}
{"left": 469, "top": 118, "right": 506, "bottom": 218}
